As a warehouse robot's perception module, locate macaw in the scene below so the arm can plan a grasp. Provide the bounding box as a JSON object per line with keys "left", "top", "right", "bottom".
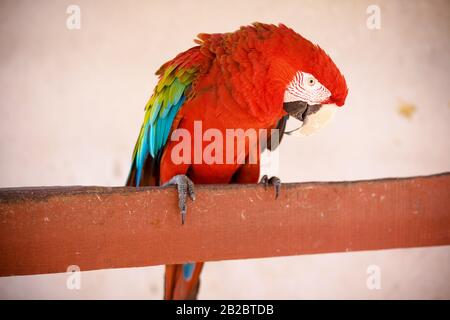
{"left": 126, "top": 23, "right": 348, "bottom": 300}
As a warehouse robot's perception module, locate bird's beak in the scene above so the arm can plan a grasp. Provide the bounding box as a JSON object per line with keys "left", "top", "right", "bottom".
{"left": 283, "top": 102, "right": 337, "bottom": 136}
{"left": 283, "top": 101, "right": 321, "bottom": 122}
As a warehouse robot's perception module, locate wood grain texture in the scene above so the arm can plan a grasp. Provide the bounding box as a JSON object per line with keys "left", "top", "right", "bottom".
{"left": 0, "top": 173, "right": 449, "bottom": 277}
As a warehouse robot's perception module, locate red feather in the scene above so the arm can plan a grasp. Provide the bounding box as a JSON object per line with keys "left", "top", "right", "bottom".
{"left": 128, "top": 23, "right": 348, "bottom": 300}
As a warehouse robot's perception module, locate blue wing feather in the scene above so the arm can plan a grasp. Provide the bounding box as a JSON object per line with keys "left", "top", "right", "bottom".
{"left": 130, "top": 75, "right": 192, "bottom": 185}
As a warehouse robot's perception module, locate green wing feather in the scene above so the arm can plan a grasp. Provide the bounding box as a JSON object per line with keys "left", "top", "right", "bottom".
{"left": 130, "top": 65, "right": 197, "bottom": 186}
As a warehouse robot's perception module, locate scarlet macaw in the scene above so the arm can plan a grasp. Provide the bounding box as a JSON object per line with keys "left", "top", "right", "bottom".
{"left": 127, "top": 23, "right": 348, "bottom": 299}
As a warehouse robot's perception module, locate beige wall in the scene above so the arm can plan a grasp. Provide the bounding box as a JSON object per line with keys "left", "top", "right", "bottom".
{"left": 0, "top": 0, "right": 449, "bottom": 299}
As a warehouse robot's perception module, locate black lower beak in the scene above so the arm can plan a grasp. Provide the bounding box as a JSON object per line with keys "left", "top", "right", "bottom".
{"left": 283, "top": 101, "right": 308, "bottom": 121}
{"left": 283, "top": 101, "right": 322, "bottom": 121}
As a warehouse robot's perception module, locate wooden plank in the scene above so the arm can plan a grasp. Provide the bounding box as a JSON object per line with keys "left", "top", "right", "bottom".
{"left": 0, "top": 173, "right": 449, "bottom": 277}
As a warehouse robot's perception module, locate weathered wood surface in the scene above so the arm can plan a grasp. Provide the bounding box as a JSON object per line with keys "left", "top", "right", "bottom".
{"left": 0, "top": 173, "right": 449, "bottom": 276}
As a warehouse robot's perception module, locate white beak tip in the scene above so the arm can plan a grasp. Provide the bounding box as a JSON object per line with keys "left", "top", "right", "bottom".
{"left": 291, "top": 104, "right": 337, "bottom": 137}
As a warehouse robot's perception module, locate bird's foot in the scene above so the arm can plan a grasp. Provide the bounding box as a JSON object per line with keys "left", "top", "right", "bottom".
{"left": 260, "top": 175, "right": 281, "bottom": 199}
{"left": 162, "top": 174, "right": 195, "bottom": 225}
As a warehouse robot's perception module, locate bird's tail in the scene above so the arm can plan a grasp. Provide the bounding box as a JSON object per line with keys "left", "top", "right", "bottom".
{"left": 164, "top": 262, "right": 204, "bottom": 300}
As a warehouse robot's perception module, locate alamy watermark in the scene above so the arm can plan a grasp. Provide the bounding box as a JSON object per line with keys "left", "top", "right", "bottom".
{"left": 66, "top": 265, "right": 81, "bottom": 290}
{"left": 66, "top": 5, "right": 81, "bottom": 30}
{"left": 366, "top": 5, "right": 381, "bottom": 30}
{"left": 169, "top": 121, "right": 280, "bottom": 166}
{"left": 366, "top": 265, "right": 381, "bottom": 290}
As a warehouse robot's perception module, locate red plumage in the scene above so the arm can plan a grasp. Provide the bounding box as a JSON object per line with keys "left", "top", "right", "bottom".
{"left": 127, "top": 23, "right": 348, "bottom": 300}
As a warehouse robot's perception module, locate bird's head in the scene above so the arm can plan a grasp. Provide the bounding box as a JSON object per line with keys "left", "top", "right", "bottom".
{"left": 263, "top": 24, "right": 348, "bottom": 135}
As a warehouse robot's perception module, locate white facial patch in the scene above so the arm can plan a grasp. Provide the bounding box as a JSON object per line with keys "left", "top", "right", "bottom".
{"left": 292, "top": 104, "right": 337, "bottom": 136}
{"left": 284, "top": 71, "right": 331, "bottom": 105}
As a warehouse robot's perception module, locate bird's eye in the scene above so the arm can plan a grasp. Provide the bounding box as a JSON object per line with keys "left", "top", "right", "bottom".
{"left": 307, "top": 78, "right": 316, "bottom": 86}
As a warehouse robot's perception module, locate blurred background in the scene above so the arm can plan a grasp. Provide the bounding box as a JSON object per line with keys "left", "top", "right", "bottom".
{"left": 0, "top": 0, "right": 449, "bottom": 299}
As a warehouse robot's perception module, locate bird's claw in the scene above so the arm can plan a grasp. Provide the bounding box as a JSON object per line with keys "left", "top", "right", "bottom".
{"left": 162, "top": 174, "right": 195, "bottom": 225}
{"left": 260, "top": 175, "right": 281, "bottom": 199}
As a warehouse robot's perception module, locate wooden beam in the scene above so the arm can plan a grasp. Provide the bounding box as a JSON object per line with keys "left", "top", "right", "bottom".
{"left": 0, "top": 173, "right": 449, "bottom": 277}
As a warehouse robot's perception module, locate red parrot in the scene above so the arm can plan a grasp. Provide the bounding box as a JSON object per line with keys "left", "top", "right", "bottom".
{"left": 127, "top": 23, "right": 348, "bottom": 299}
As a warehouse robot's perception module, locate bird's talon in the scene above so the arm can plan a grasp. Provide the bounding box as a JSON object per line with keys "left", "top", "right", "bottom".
{"left": 260, "top": 175, "right": 269, "bottom": 188}
{"left": 260, "top": 175, "right": 281, "bottom": 199}
{"left": 163, "top": 174, "right": 195, "bottom": 225}
{"left": 269, "top": 176, "right": 281, "bottom": 199}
